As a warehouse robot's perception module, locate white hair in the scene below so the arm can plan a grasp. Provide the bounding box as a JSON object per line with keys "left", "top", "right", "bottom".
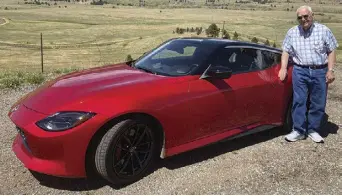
{"left": 296, "top": 5, "right": 313, "bottom": 14}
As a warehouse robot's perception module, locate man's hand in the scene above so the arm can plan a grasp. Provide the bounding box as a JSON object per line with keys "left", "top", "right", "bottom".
{"left": 326, "top": 70, "right": 335, "bottom": 83}
{"left": 278, "top": 68, "right": 287, "bottom": 81}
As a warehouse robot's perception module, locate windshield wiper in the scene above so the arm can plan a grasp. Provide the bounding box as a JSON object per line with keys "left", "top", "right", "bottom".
{"left": 127, "top": 61, "right": 136, "bottom": 67}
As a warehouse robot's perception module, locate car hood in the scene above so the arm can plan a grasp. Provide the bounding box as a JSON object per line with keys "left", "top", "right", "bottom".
{"left": 21, "top": 64, "right": 167, "bottom": 114}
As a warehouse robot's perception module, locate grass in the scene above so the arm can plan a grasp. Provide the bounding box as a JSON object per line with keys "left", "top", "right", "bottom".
{"left": 0, "top": 71, "right": 44, "bottom": 89}
{"left": 0, "top": 0, "right": 341, "bottom": 84}
{"left": 0, "top": 68, "right": 85, "bottom": 89}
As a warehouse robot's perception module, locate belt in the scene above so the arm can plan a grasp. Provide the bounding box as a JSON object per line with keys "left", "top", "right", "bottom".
{"left": 295, "top": 64, "right": 328, "bottom": 69}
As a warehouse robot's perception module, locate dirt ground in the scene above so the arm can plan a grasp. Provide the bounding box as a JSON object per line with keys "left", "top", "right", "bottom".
{"left": 0, "top": 66, "right": 341, "bottom": 195}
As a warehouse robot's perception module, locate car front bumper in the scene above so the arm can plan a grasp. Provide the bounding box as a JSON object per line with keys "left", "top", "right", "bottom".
{"left": 9, "top": 104, "right": 109, "bottom": 178}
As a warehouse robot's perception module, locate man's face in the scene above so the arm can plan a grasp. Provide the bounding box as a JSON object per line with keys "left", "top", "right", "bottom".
{"left": 297, "top": 8, "right": 313, "bottom": 30}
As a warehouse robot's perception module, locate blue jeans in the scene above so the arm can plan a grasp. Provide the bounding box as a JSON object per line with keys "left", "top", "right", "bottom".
{"left": 292, "top": 65, "right": 328, "bottom": 134}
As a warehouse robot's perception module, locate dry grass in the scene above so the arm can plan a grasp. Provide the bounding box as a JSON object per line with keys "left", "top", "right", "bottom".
{"left": 0, "top": 0, "right": 341, "bottom": 73}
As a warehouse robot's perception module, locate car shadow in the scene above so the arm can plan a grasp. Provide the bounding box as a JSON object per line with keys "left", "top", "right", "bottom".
{"left": 158, "top": 126, "right": 288, "bottom": 170}
{"left": 161, "top": 119, "right": 340, "bottom": 171}
{"left": 160, "top": 114, "right": 340, "bottom": 170}
{"left": 207, "top": 79, "right": 232, "bottom": 90}
{"left": 30, "top": 119, "right": 339, "bottom": 191}
{"left": 29, "top": 170, "right": 108, "bottom": 191}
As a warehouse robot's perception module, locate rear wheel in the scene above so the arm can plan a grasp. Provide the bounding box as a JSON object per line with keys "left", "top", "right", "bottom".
{"left": 95, "top": 119, "right": 159, "bottom": 186}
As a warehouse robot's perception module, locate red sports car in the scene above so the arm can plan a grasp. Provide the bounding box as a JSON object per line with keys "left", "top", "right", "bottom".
{"left": 8, "top": 38, "right": 294, "bottom": 186}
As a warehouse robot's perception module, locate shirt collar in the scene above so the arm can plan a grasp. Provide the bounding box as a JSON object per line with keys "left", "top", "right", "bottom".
{"left": 298, "top": 22, "right": 315, "bottom": 36}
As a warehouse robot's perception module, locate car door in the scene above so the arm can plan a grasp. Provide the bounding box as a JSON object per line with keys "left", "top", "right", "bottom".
{"left": 260, "top": 49, "right": 294, "bottom": 124}
{"left": 187, "top": 46, "right": 276, "bottom": 140}
{"left": 225, "top": 47, "right": 283, "bottom": 126}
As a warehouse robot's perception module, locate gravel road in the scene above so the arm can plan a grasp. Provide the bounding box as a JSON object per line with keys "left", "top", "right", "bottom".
{"left": 0, "top": 67, "right": 341, "bottom": 195}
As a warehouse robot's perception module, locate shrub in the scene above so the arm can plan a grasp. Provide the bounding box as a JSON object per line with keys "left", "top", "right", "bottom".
{"left": 53, "top": 69, "right": 62, "bottom": 74}
{"left": 1, "top": 77, "right": 22, "bottom": 89}
{"left": 53, "top": 67, "right": 80, "bottom": 74}
{"left": 25, "top": 73, "right": 45, "bottom": 85}
{"left": 16, "top": 71, "right": 24, "bottom": 78}
{"left": 251, "top": 37, "right": 258, "bottom": 43}
{"left": 205, "top": 23, "right": 220, "bottom": 37}
{"left": 222, "top": 30, "right": 230, "bottom": 39}
{"left": 90, "top": 0, "right": 107, "bottom": 5}
{"left": 175, "top": 27, "right": 185, "bottom": 34}
{"left": 233, "top": 31, "right": 239, "bottom": 40}
{"left": 264, "top": 39, "right": 270, "bottom": 46}
{"left": 126, "top": 54, "right": 133, "bottom": 62}
{"left": 196, "top": 27, "right": 202, "bottom": 35}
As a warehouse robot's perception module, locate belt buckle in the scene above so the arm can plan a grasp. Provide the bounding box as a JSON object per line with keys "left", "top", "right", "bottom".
{"left": 310, "top": 65, "right": 322, "bottom": 69}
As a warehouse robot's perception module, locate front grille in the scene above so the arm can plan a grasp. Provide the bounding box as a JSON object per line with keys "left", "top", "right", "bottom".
{"left": 16, "top": 127, "right": 31, "bottom": 153}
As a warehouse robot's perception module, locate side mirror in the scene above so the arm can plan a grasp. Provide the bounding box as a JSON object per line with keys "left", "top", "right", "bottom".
{"left": 200, "top": 65, "right": 233, "bottom": 80}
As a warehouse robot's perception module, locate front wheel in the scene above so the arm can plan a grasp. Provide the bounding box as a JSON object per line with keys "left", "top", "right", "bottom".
{"left": 95, "top": 119, "right": 159, "bottom": 186}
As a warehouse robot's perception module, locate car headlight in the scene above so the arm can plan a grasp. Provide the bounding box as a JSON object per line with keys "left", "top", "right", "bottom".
{"left": 36, "top": 111, "right": 96, "bottom": 132}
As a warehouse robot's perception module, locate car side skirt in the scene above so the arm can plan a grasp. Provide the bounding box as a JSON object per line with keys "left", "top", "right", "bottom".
{"left": 164, "top": 124, "right": 280, "bottom": 157}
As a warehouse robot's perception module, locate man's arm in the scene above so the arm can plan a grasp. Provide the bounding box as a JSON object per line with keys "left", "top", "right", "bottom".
{"left": 281, "top": 51, "right": 290, "bottom": 70}
{"left": 326, "top": 50, "right": 336, "bottom": 83}
{"left": 278, "top": 51, "right": 290, "bottom": 81}
{"left": 278, "top": 28, "right": 293, "bottom": 81}
{"left": 325, "top": 27, "right": 338, "bottom": 72}
{"left": 281, "top": 28, "right": 293, "bottom": 70}
{"left": 327, "top": 50, "right": 336, "bottom": 72}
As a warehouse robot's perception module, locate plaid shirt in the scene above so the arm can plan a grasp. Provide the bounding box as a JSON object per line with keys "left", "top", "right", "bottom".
{"left": 282, "top": 22, "right": 339, "bottom": 66}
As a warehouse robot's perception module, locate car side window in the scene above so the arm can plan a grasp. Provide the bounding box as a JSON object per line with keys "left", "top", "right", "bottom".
{"left": 261, "top": 50, "right": 281, "bottom": 68}
{"left": 237, "top": 48, "right": 258, "bottom": 73}
{"left": 210, "top": 48, "right": 259, "bottom": 74}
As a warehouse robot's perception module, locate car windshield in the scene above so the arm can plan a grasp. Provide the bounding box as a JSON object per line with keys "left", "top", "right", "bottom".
{"left": 133, "top": 39, "right": 214, "bottom": 76}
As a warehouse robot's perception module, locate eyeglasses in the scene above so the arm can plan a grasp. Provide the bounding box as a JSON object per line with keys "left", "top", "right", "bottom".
{"left": 297, "top": 15, "right": 309, "bottom": 20}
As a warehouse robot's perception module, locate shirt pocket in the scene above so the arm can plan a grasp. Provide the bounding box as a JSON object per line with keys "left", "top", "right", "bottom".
{"left": 313, "top": 40, "right": 325, "bottom": 54}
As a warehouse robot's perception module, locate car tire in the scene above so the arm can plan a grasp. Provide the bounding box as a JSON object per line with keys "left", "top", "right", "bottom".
{"left": 95, "top": 118, "right": 160, "bottom": 187}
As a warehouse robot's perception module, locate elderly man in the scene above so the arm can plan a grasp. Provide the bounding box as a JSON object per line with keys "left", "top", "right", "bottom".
{"left": 278, "top": 5, "right": 339, "bottom": 143}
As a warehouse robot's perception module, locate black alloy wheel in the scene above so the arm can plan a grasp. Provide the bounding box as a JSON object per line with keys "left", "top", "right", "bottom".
{"left": 95, "top": 119, "right": 159, "bottom": 186}
{"left": 112, "top": 123, "right": 154, "bottom": 177}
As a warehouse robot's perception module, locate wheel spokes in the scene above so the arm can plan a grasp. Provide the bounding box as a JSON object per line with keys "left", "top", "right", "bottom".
{"left": 123, "top": 134, "right": 132, "bottom": 146}
{"left": 114, "top": 151, "right": 129, "bottom": 168}
{"left": 132, "top": 125, "right": 142, "bottom": 145}
{"left": 113, "top": 123, "right": 153, "bottom": 176}
{"left": 134, "top": 127, "right": 147, "bottom": 147}
{"left": 131, "top": 154, "right": 135, "bottom": 176}
{"left": 133, "top": 151, "right": 143, "bottom": 168}
{"left": 136, "top": 141, "right": 151, "bottom": 147}
{"left": 119, "top": 156, "right": 131, "bottom": 174}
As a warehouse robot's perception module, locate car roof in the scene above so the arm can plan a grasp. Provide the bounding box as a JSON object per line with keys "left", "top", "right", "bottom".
{"left": 173, "top": 37, "right": 282, "bottom": 53}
